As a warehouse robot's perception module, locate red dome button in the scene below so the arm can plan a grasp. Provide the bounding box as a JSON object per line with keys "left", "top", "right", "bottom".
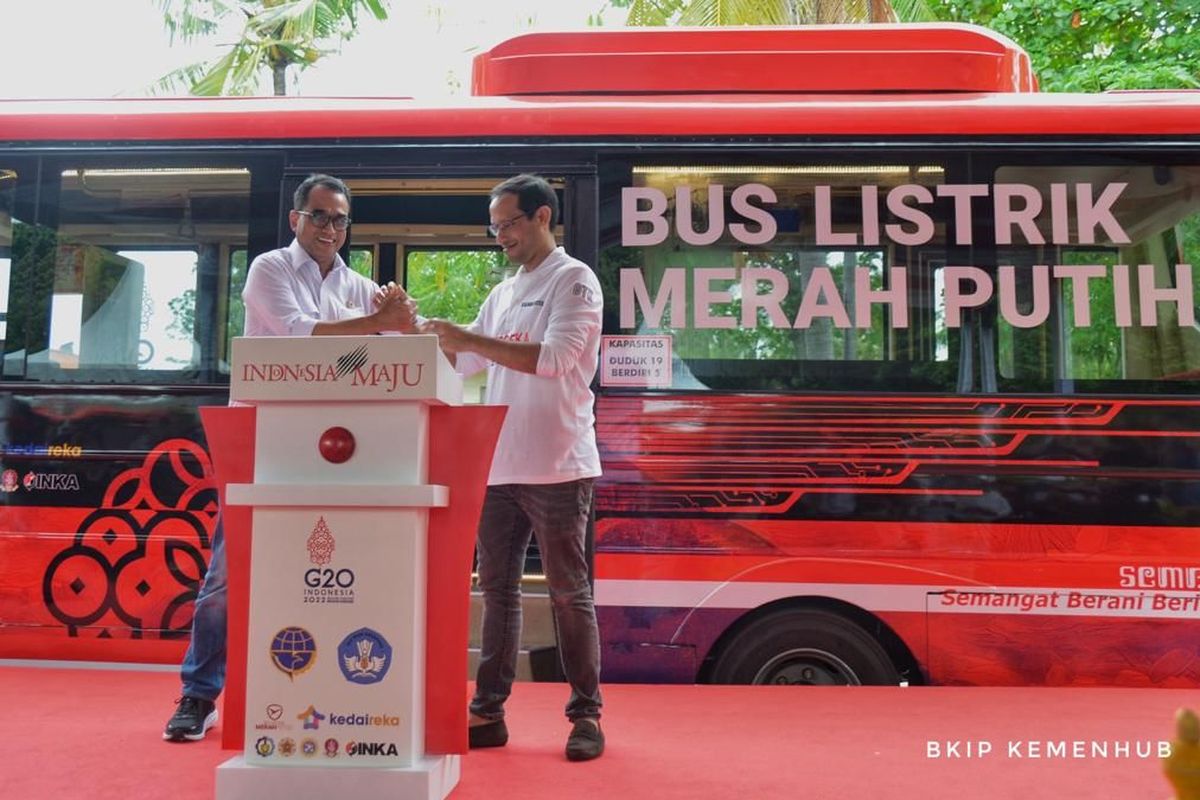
{"left": 319, "top": 426, "right": 356, "bottom": 464}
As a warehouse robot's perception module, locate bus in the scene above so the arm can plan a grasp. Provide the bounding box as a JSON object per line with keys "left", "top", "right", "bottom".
{"left": 1, "top": 23, "right": 1199, "bottom": 688}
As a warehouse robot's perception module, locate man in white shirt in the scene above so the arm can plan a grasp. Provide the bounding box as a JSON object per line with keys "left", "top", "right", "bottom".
{"left": 420, "top": 174, "right": 605, "bottom": 762}
{"left": 164, "top": 174, "right": 415, "bottom": 742}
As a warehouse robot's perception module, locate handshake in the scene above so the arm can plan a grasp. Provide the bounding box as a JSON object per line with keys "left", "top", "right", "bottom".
{"left": 372, "top": 282, "right": 468, "bottom": 352}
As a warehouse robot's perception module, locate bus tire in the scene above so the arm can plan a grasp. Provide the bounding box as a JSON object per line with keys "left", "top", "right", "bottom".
{"left": 709, "top": 608, "right": 900, "bottom": 686}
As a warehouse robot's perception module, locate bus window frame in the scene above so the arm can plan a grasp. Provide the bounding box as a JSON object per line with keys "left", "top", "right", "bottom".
{"left": 1, "top": 155, "right": 49, "bottom": 380}
{"left": 971, "top": 147, "right": 1200, "bottom": 397}
{"left": 0, "top": 150, "right": 283, "bottom": 387}
{"left": 596, "top": 148, "right": 973, "bottom": 396}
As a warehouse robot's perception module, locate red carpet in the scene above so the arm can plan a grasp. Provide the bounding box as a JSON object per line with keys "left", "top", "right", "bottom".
{"left": 0, "top": 665, "right": 1189, "bottom": 799}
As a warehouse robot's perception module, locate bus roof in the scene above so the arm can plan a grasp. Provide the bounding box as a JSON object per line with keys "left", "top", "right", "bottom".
{"left": 471, "top": 24, "right": 1037, "bottom": 95}
{"left": 3, "top": 91, "right": 1200, "bottom": 142}
{"left": 3, "top": 24, "right": 1200, "bottom": 143}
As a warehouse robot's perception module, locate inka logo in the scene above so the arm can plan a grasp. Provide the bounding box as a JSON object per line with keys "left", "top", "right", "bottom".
{"left": 22, "top": 472, "right": 80, "bottom": 491}
{"left": 345, "top": 741, "right": 400, "bottom": 757}
{"left": 298, "top": 705, "right": 326, "bottom": 730}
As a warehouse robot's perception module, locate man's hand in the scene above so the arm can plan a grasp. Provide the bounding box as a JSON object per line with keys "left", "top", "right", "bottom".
{"left": 417, "top": 318, "right": 470, "bottom": 353}
{"left": 373, "top": 282, "right": 418, "bottom": 332}
{"left": 418, "top": 318, "right": 540, "bottom": 374}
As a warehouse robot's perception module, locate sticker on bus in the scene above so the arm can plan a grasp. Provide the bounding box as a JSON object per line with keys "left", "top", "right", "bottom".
{"left": 600, "top": 335, "right": 672, "bottom": 388}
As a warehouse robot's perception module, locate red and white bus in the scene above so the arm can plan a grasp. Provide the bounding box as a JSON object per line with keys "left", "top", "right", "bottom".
{"left": 1, "top": 24, "right": 1198, "bottom": 687}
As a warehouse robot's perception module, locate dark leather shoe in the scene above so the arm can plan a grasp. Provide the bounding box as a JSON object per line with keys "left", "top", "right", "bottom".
{"left": 565, "top": 718, "right": 604, "bottom": 761}
{"left": 468, "top": 719, "right": 508, "bottom": 748}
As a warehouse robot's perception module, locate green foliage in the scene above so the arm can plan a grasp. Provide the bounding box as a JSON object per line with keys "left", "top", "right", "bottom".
{"left": 406, "top": 249, "right": 508, "bottom": 325}
{"left": 602, "top": 0, "right": 1200, "bottom": 92}
{"left": 153, "top": 0, "right": 390, "bottom": 96}
{"left": 927, "top": 0, "right": 1200, "bottom": 91}
{"left": 6, "top": 222, "right": 56, "bottom": 357}
{"left": 604, "top": 0, "right": 933, "bottom": 26}
{"left": 348, "top": 248, "right": 373, "bottom": 279}
{"left": 227, "top": 249, "right": 248, "bottom": 358}
{"left": 166, "top": 249, "right": 248, "bottom": 367}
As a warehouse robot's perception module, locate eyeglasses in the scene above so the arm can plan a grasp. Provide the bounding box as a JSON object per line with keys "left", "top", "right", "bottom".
{"left": 487, "top": 212, "right": 528, "bottom": 237}
{"left": 296, "top": 209, "right": 352, "bottom": 230}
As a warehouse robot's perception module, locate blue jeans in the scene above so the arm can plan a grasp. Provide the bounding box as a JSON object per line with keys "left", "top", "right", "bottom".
{"left": 180, "top": 519, "right": 227, "bottom": 702}
{"left": 470, "top": 479, "right": 602, "bottom": 722}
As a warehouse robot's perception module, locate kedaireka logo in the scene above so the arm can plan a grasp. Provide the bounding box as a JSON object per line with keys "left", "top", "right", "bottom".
{"left": 327, "top": 713, "right": 400, "bottom": 727}
{"left": 3, "top": 443, "right": 84, "bottom": 457}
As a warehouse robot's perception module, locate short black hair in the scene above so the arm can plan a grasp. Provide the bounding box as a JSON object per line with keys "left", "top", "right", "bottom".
{"left": 491, "top": 173, "right": 557, "bottom": 227}
{"left": 294, "top": 174, "right": 350, "bottom": 211}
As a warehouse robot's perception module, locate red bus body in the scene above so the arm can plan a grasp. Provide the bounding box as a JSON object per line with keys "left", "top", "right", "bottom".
{"left": 2, "top": 24, "right": 1199, "bottom": 688}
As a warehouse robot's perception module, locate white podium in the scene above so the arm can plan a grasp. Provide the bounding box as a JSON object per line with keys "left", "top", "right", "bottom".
{"left": 202, "top": 335, "right": 502, "bottom": 800}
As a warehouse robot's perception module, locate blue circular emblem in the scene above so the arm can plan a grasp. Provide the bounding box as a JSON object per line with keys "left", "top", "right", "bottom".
{"left": 337, "top": 627, "right": 392, "bottom": 685}
{"left": 270, "top": 626, "right": 316, "bottom": 680}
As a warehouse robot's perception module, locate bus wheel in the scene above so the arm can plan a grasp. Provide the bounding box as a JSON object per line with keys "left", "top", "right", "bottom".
{"left": 709, "top": 608, "right": 900, "bottom": 686}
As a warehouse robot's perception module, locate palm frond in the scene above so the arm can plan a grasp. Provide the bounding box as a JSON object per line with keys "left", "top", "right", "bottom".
{"left": 158, "top": 0, "right": 222, "bottom": 44}
{"left": 146, "top": 62, "right": 215, "bottom": 96}
{"left": 189, "top": 49, "right": 243, "bottom": 95}
{"left": 358, "top": 0, "right": 387, "bottom": 20}
{"left": 890, "top": 0, "right": 936, "bottom": 22}
{"left": 156, "top": 0, "right": 391, "bottom": 95}
{"left": 677, "top": 0, "right": 792, "bottom": 26}
{"left": 624, "top": 0, "right": 686, "bottom": 26}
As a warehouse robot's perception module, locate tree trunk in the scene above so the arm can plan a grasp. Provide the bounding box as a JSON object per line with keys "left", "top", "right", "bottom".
{"left": 273, "top": 63, "right": 287, "bottom": 96}
{"left": 869, "top": 0, "right": 896, "bottom": 22}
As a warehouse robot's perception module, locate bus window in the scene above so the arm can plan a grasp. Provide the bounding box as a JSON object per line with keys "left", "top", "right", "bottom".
{"left": 991, "top": 162, "right": 1200, "bottom": 393}
{"left": 406, "top": 247, "right": 508, "bottom": 323}
{"left": 0, "top": 170, "right": 13, "bottom": 345}
{"left": 406, "top": 246, "right": 509, "bottom": 403}
{"left": 224, "top": 249, "right": 248, "bottom": 369}
{"left": 17, "top": 166, "right": 250, "bottom": 383}
{"left": 349, "top": 246, "right": 374, "bottom": 280}
{"left": 601, "top": 162, "right": 959, "bottom": 392}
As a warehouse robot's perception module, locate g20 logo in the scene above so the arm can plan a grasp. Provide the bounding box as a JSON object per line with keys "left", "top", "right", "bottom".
{"left": 304, "top": 568, "right": 355, "bottom": 589}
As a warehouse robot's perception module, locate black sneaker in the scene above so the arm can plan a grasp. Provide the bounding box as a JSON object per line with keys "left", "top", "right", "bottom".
{"left": 565, "top": 718, "right": 604, "bottom": 762}
{"left": 163, "top": 696, "right": 218, "bottom": 742}
{"left": 468, "top": 719, "right": 508, "bottom": 748}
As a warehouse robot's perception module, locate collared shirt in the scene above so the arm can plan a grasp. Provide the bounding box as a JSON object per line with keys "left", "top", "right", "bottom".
{"left": 457, "top": 247, "right": 602, "bottom": 485}
{"left": 242, "top": 239, "right": 379, "bottom": 337}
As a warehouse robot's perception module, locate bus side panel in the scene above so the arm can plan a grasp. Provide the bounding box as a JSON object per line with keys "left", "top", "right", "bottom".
{"left": 597, "top": 603, "right": 740, "bottom": 683}
{"left": 594, "top": 393, "right": 1200, "bottom": 687}
{"left": 926, "top": 614, "right": 1200, "bottom": 687}
{"left": 0, "top": 389, "right": 221, "bottom": 663}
